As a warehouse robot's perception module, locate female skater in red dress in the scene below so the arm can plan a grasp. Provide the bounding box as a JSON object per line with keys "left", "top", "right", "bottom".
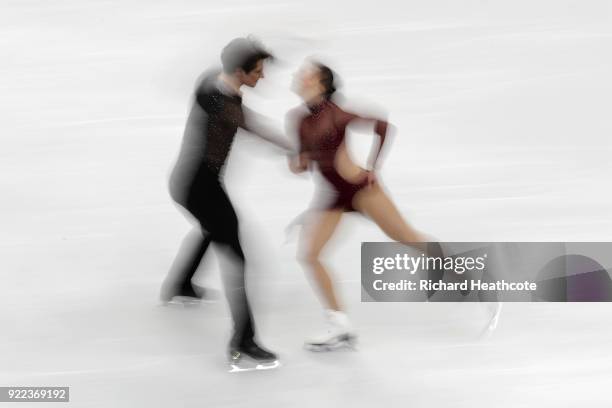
{"left": 288, "top": 61, "right": 431, "bottom": 350}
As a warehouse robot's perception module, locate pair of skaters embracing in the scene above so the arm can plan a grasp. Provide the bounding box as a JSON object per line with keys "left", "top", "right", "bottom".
{"left": 160, "top": 37, "right": 434, "bottom": 369}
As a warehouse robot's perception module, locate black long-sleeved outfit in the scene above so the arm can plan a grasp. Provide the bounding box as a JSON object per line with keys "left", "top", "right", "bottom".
{"left": 165, "top": 71, "right": 254, "bottom": 347}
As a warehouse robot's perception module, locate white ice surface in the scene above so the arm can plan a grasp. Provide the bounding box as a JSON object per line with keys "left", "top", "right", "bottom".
{"left": 1, "top": 0, "right": 612, "bottom": 406}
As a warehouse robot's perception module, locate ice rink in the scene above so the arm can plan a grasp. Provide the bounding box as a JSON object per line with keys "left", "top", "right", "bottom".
{"left": 1, "top": 0, "right": 612, "bottom": 406}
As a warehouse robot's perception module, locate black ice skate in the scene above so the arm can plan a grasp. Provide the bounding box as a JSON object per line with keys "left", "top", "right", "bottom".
{"left": 228, "top": 341, "right": 280, "bottom": 372}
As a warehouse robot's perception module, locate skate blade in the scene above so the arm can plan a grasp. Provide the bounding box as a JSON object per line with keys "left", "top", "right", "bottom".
{"left": 304, "top": 335, "right": 358, "bottom": 352}
{"left": 478, "top": 316, "right": 500, "bottom": 340}
{"left": 228, "top": 359, "right": 281, "bottom": 373}
{"left": 160, "top": 296, "right": 215, "bottom": 308}
{"left": 160, "top": 300, "right": 201, "bottom": 308}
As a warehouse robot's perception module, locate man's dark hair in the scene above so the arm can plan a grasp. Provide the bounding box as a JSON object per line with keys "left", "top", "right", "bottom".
{"left": 221, "top": 37, "right": 272, "bottom": 74}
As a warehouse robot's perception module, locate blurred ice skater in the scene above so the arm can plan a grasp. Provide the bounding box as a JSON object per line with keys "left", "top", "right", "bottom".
{"left": 287, "top": 60, "right": 435, "bottom": 351}
{"left": 161, "top": 37, "right": 292, "bottom": 367}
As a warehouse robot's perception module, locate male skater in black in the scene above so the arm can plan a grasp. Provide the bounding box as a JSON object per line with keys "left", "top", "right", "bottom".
{"left": 161, "top": 37, "right": 291, "bottom": 365}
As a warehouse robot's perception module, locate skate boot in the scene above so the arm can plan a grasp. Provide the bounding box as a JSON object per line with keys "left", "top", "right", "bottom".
{"left": 304, "top": 310, "right": 357, "bottom": 352}
{"left": 480, "top": 302, "right": 503, "bottom": 339}
{"left": 228, "top": 340, "right": 280, "bottom": 372}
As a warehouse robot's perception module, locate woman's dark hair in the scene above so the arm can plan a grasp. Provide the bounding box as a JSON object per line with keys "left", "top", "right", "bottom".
{"left": 221, "top": 37, "right": 273, "bottom": 74}
{"left": 313, "top": 63, "right": 337, "bottom": 99}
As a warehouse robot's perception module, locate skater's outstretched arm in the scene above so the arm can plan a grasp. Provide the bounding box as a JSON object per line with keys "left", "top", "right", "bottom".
{"left": 242, "top": 105, "right": 295, "bottom": 152}
{"left": 332, "top": 103, "right": 393, "bottom": 171}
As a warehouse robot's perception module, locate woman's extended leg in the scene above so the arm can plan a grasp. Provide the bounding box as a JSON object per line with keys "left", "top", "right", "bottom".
{"left": 353, "top": 183, "right": 428, "bottom": 246}
{"left": 353, "top": 183, "right": 445, "bottom": 298}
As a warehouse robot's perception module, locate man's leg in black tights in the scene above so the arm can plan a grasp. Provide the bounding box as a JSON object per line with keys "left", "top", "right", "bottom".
{"left": 192, "top": 177, "right": 256, "bottom": 348}
{"left": 215, "top": 239, "right": 255, "bottom": 348}
{"left": 160, "top": 227, "right": 212, "bottom": 302}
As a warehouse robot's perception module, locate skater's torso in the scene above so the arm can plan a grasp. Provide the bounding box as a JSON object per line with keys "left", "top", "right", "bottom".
{"left": 299, "top": 100, "right": 381, "bottom": 186}
{"left": 299, "top": 100, "right": 352, "bottom": 173}
{"left": 297, "top": 100, "right": 388, "bottom": 211}
{"left": 170, "top": 70, "right": 245, "bottom": 202}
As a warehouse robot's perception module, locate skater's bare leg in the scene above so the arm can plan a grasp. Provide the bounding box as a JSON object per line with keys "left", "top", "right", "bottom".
{"left": 353, "top": 183, "right": 427, "bottom": 249}
{"left": 353, "top": 183, "right": 444, "bottom": 298}
{"left": 299, "top": 209, "right": 344, "bottom": 311}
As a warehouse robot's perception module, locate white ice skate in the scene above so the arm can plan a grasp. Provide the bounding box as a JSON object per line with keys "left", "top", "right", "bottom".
{"left": 480, "top": 302, "right": 503, "bottom": 339}
{"left": 304, "top": 310, "right": 357, "bottom": 352}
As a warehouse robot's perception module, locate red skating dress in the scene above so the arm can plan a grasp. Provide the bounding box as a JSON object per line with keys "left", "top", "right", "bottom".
{"left": 297, "top": 100, "right": 388, "bottom": 212}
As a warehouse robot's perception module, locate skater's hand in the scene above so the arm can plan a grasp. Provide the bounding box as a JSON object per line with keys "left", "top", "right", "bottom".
{"left": 364, "top": 170, "right": 377, "bottom": 187}
{"left": 288, "top": 154, "right": 308, "bottom": 174}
